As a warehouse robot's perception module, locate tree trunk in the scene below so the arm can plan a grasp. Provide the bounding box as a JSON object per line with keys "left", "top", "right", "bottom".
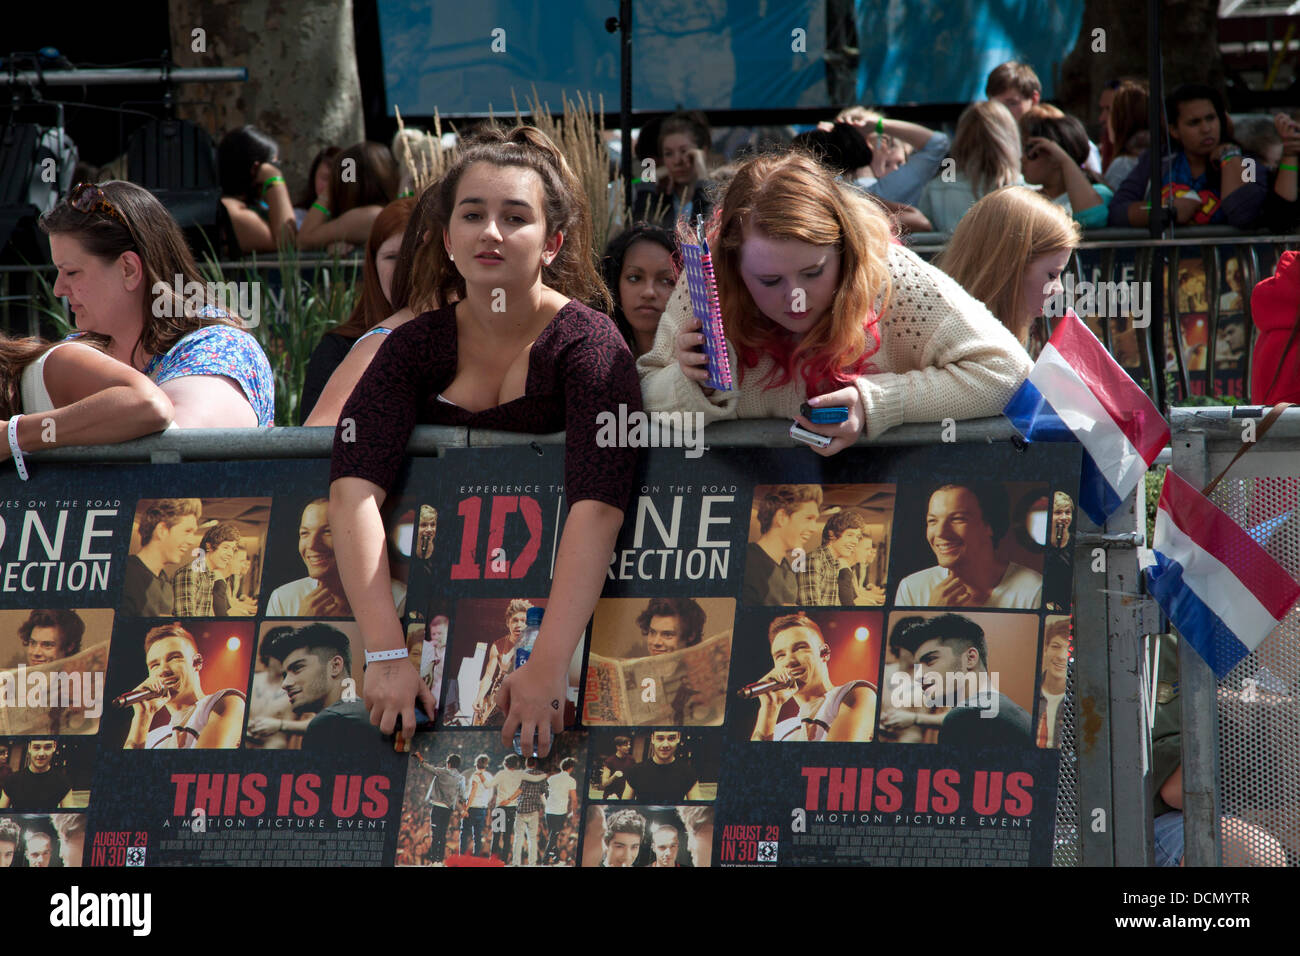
{"left": 1059, "top": 0, "right": 1223, "bottom": 132}
{"left": 167, "top": 0, "right": 364, "bottom": 194}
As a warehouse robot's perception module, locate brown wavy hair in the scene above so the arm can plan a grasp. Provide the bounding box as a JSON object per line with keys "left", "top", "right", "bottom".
{"left": 39, "top": 181, "right": 235, "bottom": 364}
{"left": 332, "top": 197, "right": 416, "bottom": 339}
{"left": 711, "top": 150, "right": 893, "bottom": 392}
{"left": 408, "top": 125, "right": 609, "bottom": 313}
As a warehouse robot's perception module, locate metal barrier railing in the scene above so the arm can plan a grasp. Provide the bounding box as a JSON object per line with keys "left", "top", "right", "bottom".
{"left": 24, "top": 415, "right": 1165, "bottom": 866}
{"left": 1170, "top": 406, "right": 1300, "bottom": 867}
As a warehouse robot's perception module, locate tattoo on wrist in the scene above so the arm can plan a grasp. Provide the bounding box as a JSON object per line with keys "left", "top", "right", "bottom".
{"left": 551, "top": 699, "right": 560, "bottom": 710}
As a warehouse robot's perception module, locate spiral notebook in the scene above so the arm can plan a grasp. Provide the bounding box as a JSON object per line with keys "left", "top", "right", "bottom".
{"left": 679, "top": 234, "right": 734, "bottom": 393}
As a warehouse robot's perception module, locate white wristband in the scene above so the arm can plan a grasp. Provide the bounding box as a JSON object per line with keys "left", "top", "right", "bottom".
{"left": 364, "top": 648, "right": 408, "bottom": 664}
{"left": 8, "top": 416, "right": 28, "bottom": 482}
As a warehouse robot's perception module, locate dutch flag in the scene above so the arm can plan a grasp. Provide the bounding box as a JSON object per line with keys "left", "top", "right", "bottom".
{"left": 1146, "top": 469, "right": 1300, "bottom": 678}
{"left": 1003, "top": 311, "right": 1169, "bottom": 524}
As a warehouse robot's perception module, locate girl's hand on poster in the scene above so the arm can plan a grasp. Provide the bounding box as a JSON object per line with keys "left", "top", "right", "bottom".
{"left": 794, "top": 386, "right": 866, "bottom": 456}
{"left": 498, "top": 657, "right": 567, "bottom": 758}
{"left": 365, "top": 658, "right": 436, "bottom": 739}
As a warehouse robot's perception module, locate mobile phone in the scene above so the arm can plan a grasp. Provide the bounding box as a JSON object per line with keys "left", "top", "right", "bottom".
{"left": 800, "top": 402, "right": 849, "bottom": 424}
{"left": 790, "top": 422, "right": 833, "bottom": 449}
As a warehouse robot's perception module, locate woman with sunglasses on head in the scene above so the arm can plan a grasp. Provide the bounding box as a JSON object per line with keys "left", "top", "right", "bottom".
{"left": 639, "top": 150, "right": 1031, "bottom": 454}
{"left": 329, "top": 126, "right": 640, "bottom": 757}
{"left": 41, "top": 182, "right": 274, "bottom": 427}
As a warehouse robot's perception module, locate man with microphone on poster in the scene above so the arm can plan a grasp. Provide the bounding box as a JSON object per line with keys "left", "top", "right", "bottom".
{"left": 119, "top": 623, "right": 246, "bottom": 749}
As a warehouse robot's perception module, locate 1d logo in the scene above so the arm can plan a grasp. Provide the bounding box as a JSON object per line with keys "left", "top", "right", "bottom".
{"left": 451, "top": 495, "right": 543, "bottom": 580}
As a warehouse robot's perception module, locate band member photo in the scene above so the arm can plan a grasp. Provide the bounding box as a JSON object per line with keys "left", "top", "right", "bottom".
{"left": 744, "top": 611, "right": 880, "bottom": 742}
{"left": 0, "top": 608, "right": 114, "bottom": 736}
{"left": 264, "top": 496, "right": 406, "bottom": 617}
{"left": 118, "top": 622, "right": 250, "bottom": 749}
{"left": 0, "top": 818, "right": 17, "bottom": 867}
{"left": 878, "top": 614, "right": 944, "bottom": 743}
{"left": 244, "top": 624, "right": 305, "bottom": 750}
{"left": 790, "top": 485, "right": 895, "bottom": 607}
{"left": 125, "top": 497, "right": 270, "bottom": 618}
{"left": 584, "top": 597, "right": 734, "bottom": 727}
{"left": 10, "top": 609, "right": 84, "bottom": 668}
{"left": 0, "top": 738, "right": 89, "bottom": 810}
{"left": 123, "top": 498, "right": 200, "bottom": 617}
{"left": 583, "top": 806, "right": 645, "bottom": 867}
{"left": 580, "top": 805, "right": 709, "bottom": 867}
{"left": 1042, "top": 491, "right": 1076, "bottom": 612}
{"left": 892, "top": 481, "right": 1044, "bottom": 609}
{"left": 886, "top": 610, "right": 1037, "bottom": 747}
{"left": 418, "top": 614, "right": 450, "bottom": 709}
{"left": 1036, "top": 616, "right": 1071, "bottom": 748}
{"left": 475, "top": 598, "right": 533, "bottom": 725}
{"left": 174, "top": 522, "right": 258, "bottom": 617}
{"left": 416, "top": 505, "right": 438, "bottom": 560}
{"left": 743, "top": 485, "right": 822, "bottom": 605}
{"left": 396, "top": 730, "right": 586, "bottom": 867}
{"left": 588, "top": 728, "right": 719, "bottom": 802}
{"left": 264, "top": 622, "right": 384, "bottom": 753}
{"left": 440, "top": 598, "right": 584, "bottom": 728}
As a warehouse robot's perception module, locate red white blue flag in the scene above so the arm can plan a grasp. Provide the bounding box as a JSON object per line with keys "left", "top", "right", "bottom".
{"left": 1003, "top": 311, "right": 1169, "bottom": 524}
{"left": 1146, "top": 469, "right": 1300, "bottom": 678}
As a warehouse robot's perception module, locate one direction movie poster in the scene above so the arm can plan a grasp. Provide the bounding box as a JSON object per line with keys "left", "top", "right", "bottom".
{"left": 0, "top": 439, "right": 1080, "bottom": 868}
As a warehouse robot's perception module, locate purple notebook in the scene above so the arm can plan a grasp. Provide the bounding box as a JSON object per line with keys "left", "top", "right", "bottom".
{"left": 679, "top": 238, "right": 734, "bottom": 392}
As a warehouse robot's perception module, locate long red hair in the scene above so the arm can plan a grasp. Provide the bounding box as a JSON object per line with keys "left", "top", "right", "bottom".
{"left": 712, "top": 151, "right": 894, "bottom": 394}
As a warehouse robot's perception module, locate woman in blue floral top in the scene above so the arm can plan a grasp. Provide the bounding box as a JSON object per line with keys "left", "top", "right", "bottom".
{"left": 41, "top": 181, "right": 274, "bottom": 426}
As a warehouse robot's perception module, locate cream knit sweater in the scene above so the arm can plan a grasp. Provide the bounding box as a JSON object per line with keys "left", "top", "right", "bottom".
{"left": 637, "top": 242, "right": 1033, "bottom": 438}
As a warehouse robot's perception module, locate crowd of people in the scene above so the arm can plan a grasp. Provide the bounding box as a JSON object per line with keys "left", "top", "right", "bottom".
{"left": 1, "top": 63, "right": 1297, "bottom": 802}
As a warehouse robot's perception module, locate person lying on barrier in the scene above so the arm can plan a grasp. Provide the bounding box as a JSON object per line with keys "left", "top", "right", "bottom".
{"left": 40, "top": 181, "right": 274, "bottom": 427}
{"left": 330, "top": 125, "right": 641, "bottom": 757}
{"left": 639, "top": 150, "right": 1032, "bottom": 454}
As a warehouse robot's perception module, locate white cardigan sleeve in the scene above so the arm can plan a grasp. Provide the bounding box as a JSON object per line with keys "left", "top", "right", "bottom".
{"left": 853, "top": 245, "right": 1033, "bottom": 438}
{"left": 636, "top": 276, "right": 743, "bottom": 422}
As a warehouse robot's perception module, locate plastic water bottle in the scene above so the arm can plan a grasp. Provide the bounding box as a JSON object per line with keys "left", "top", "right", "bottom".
{"left": 515, "top": 606, "right": 544, "bottom": 670}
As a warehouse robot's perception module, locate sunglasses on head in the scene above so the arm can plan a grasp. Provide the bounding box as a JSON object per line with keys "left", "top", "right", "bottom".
{"left": 68, "top": 182, "right": 130, "bottom": 230}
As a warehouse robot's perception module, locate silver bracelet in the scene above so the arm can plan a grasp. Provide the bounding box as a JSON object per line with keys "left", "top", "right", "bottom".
{"left": 364, "top": 647, "right": 408, "bottom": 664}
{"left": 8, "top": 416, "right": 28, "bottom": 481}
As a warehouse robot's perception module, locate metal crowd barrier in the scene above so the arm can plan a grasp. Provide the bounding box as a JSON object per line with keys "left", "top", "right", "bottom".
{"left": 26, "top": 416, "right": 1168, "bottom": 866}
{"left": 1170, "top": 406, "right": 1300, "bottom": 868}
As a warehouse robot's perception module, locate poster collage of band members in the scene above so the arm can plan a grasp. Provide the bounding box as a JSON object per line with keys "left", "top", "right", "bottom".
{"left": 0, "top": 441, "right": 1080, "bottom": 868}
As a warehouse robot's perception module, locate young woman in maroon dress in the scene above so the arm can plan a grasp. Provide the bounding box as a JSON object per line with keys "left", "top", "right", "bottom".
{"left": 330, "top": 126, "right": 641, "bottom": 755}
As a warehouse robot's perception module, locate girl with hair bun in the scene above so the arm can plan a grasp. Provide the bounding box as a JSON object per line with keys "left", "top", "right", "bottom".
{"left": 639, "top": 150, "right": 1031, "bottom": 454}
{"left": 330, "top": 125, "right": 640, "bottom": 756}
